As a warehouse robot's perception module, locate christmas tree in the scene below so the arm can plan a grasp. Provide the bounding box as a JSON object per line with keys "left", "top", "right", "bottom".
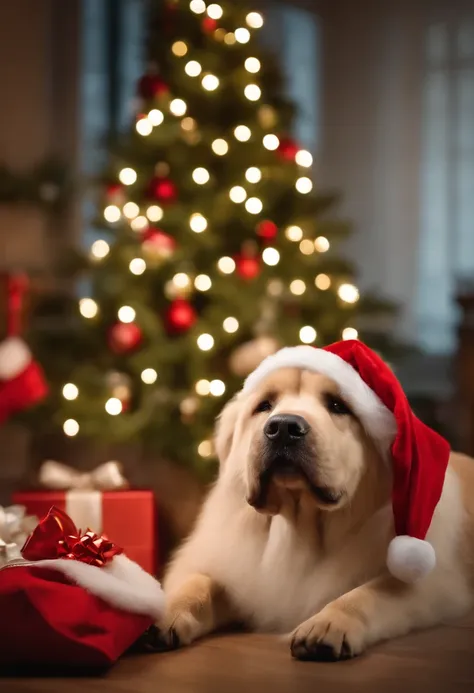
{"left": 32, "top": 0, "right": 399, "bottom": 473}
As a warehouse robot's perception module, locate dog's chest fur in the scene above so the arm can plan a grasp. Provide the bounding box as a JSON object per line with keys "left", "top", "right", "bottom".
{"left": 215, "top": 498, "right": 390, "bottom": 634}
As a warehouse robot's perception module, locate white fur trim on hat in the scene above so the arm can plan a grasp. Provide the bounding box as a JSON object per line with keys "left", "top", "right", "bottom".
{"left": 35, "top": 554, "right": 165, "bottom": 620}
{"left": 243, "top": 345, "right": 397, "bottom": 454}
{"left": 386, "top": 535, "right": 435, "bottom": 583}
{"left": 0, "top": 337, "right": 31, "bottom": 380}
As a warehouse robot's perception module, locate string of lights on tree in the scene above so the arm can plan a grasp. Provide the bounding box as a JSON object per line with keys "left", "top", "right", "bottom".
{"left": 56, "top": 0, "right": 365, "bottom": 466}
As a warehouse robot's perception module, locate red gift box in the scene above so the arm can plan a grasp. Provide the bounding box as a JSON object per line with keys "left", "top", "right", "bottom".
{"left": 13, "top": 489, "right": 157, "bottom": 575}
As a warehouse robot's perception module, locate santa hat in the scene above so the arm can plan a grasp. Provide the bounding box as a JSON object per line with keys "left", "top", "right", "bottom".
{"left": 243, "top": 340, "right": 450, "bottom": 583}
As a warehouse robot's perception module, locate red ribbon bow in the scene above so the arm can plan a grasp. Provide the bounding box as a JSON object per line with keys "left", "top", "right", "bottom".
{"left": 21, "top": 506, "right": 123, "bottom": 568}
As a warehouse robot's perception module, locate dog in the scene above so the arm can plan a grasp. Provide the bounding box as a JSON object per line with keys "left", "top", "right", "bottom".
{"left": 158, "top": 365, "right": 474, "bottom": 660}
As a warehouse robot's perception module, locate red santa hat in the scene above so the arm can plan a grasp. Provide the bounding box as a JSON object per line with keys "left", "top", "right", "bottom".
{"left": 243, "top": 339, "right": 450, "bottom": 583}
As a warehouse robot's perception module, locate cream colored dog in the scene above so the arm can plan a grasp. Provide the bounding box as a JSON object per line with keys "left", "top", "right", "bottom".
{"left": 159, "top": 366, "right": 474, "bottom": 660}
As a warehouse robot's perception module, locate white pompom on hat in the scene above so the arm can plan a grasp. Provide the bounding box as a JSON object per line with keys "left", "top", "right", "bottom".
{"left": 243, "top": 340, "right": 451, "bottom": 583}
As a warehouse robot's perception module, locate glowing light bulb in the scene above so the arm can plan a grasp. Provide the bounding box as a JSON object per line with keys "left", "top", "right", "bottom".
{"left": 245, "top": 167, "right": 261, "bottom": 183}
{"left": 244, "top": 84, "right": 261, "bottom": 101}
{"left": 195, "top": 379, "right": 211, "bottom": 396}
{"left": 212, "top": 138, "right": 228, "bottom": 155}
{"left": 296, "top": 177, "right": 313, "bottom": 194}
{"left": 314, "top": 236, "right": 330, "bottom": 253}
{"left": 131, "top": 216, "right": 148, "bottom": 231}
{"left": 285, "top": 225, "right": 303, "bottom": 241}
{"left": 141, "top": 368, "right": 158, "bottom": 384}
{"left": 338, "top": 283, "right": 360, "bottom": 304}
{"left": 300, "top": 326, "right": 317, "bottom": 344}
{"left": 245, "top": 57, "right": 261, "bottom": 73}
{"left": 91, "top": 240, "right": 110, "bottom": 259}
{"left": 198, "top": 440, "right": 213, "bottom": 457}
{"left": 123, "top": 202, "right": 139, "bottom": 219}
{"left": 148, "top": 109, "right": 164, "bottom": 126}
{"left": 246, "top": 11, "right": 264, "bottom": 28}
{"left": 136, "top": 118, "right": 152, "bottom": 136}
{"left": 195, "top": 274, "right": 212, "bottom": 291}
{"left": 105, "top": 397, "right": 123, "bottom": 416}
{"left": 173, "top": 273, "right": 191, "bottom": 289}
{"left": 185, "top": 60, "right": 202, "bottom": 77}
{"left": 229, "top": 186, "right": 247, "bottom": 203}
{"left": 172, "top": 40, "right": 188, "bottom": 57}
{"left": 169, "top": 98, "right": 187, "bottom": 116}
{"left": 192, "top": 167, "right": 210, "bottom": 184}
{"left": 343, "top": 327, "right": 359, "bottom": 341}
{"left": 224, "top": 32, "right": 236, "bottom": 45}
{"left": 207, "top": 3, "right": 223, "bottom": 19}
{"left": 181, "top": 117, "right": 196, "bottom": 131}
{"left": 235, "top": 27, "right": 250, "bottom": 43}
{"left": 299, "top": 239, "right": 314, "bottom": 255}
{"left": 296, "top": 149, "right": 313, "bottom": 167}
{"left": 62, "top": 383, "right": 79, "bottom": 401}
{"left": 119, "top": 168, "right": 137, "bottom": 185}
{"left": 290, "top": 279, "right": 306, "bottom": 296}
{"left": 223, "top": 317, "right": 239, "bottom": 333}
{"left": 315, "top": 273, "right": 331, "bottom": 290}
{"left": 263, "top": 134, "right": 279, "bottom": 150}
{"left": 79, "top": 298, "right": 98, "bottom": 319}
{"left": 63, "top": 419, "right": 79, "bottom": 437}
{"left": 129, "top": 258, "right": 146, "bottom": 275}
{"left": 262, "top": 247, "right": 280, "bottom": 266}
{"left": 118, "top": 306, "right": 136, "bottom": 323}
{"left": 197, "top": 333, "right": 214, "bottom": 351}
{"left": 190, "top": 0, "right": 206, "bottom": 13}
{"left": 146, "top": 205, "right": 163, "bottom": 222}
{"left": 234, "top": 125, "right": 251, "bottom": 142}
{"left": 209, "top": 379, "right": 225, "bottom": 396}
{"left": 104, "top": 205, "right": 121, "bottom": 222}
{"left": 190, "top": 213, "right": 208, "bottom": 233}
{"left": 245, "top": 197, "right": 263, "bottom": 214}
{"left": 202, "top": 74, "right": 219, "bottom": 91}
{"left": 218, "top": 256, "right": 235, "bottom": 274}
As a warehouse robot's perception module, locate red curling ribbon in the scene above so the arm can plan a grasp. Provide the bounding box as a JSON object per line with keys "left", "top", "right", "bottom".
{"left": 6, "top": 273, "right": 28, "bottom": 337}
{"left": 21, "top": 506, "right": 123, "bottom": 568}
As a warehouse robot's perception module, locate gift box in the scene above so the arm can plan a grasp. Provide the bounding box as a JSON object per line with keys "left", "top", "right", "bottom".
{"left": 0, "top": 506, "right": 164, "bottom": 668}
{"left": 13, "top": 461, "right": 158, "bottom": 575}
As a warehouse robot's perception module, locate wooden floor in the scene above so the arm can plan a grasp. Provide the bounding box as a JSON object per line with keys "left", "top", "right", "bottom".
{"left": 5, "top": 614, "right": 474, "bottom": 693}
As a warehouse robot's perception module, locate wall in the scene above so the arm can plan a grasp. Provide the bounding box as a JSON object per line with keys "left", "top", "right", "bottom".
{"left": 318, "top": 0, "right": 426, "bottom": 343}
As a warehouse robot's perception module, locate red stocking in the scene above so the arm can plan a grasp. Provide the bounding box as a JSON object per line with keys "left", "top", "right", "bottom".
{"left": 0, "top": 275, "right": 48, "bottom": 424}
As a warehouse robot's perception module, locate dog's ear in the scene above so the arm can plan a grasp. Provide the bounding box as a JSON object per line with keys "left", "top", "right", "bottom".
{"left": 214, "top": 393, "right": 242, "bottom": 465}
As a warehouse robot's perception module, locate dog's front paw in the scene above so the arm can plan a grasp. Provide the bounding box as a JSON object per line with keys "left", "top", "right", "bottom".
{"left": 290, "top": 607, "right": 366, "bottom": 662}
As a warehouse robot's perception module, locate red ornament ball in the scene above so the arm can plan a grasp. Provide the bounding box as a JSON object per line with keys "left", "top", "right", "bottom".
{"left": 109, "top": 322, "right": 142, "bottom": 354}
{"left": 149, "top": 177, "right": 177, "bottom": 204}
{"left": 256, "top": 220, "right": 278, "bottom": 240}
{"left": 278, "top": 137, "right": 300, "bottom": 161}
{"left": 236, "top": 255, "right": 261, "bottom": 280}
{"left": 137, "top": 74, "right": 169, "bottom": 100}
{"left": 142, "top": 229, "right": 176, "bottom": 260}
{"left": 167, "top": 299, "right": 197, "bottom": 332}
{"left": 106, "top": 183, "right": 124, "bottom": 204}
{"left": 202, "top": 17, "right": 218, "bottom": 33}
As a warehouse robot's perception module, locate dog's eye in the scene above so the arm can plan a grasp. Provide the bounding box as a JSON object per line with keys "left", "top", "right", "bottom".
{"left": 325, "top": 394, "right": 352, "bottom": 416}
{"left": 253, "top": 400, "right": 273, "bottom": 415}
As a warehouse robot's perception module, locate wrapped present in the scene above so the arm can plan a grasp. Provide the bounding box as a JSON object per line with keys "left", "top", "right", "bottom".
{"left": 0, "top": 504, "right": 38, "bottom": 566}
{"left": 13, "top": 460, "right": 157, "bottom": 575}
{"left": 0, "top": 505, "right": 164, "bottom": 668}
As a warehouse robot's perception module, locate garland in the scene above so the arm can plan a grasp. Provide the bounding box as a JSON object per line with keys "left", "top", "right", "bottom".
{"left": 0, "top": 159, "right": 69, "bottom": 210}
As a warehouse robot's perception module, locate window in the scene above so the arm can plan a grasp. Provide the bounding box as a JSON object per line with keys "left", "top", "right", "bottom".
{"left": 417, "top": 13, "right": 474, "bottom": 353}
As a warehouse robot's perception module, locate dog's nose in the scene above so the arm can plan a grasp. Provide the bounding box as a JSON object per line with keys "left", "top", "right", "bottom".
{"left": 264, "top": 414, "right": 310, "bottom": 444}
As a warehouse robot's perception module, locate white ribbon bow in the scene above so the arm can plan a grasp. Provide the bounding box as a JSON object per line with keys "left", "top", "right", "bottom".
{"left": 38, "top": 460, "right": 129, "bottom": 491}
